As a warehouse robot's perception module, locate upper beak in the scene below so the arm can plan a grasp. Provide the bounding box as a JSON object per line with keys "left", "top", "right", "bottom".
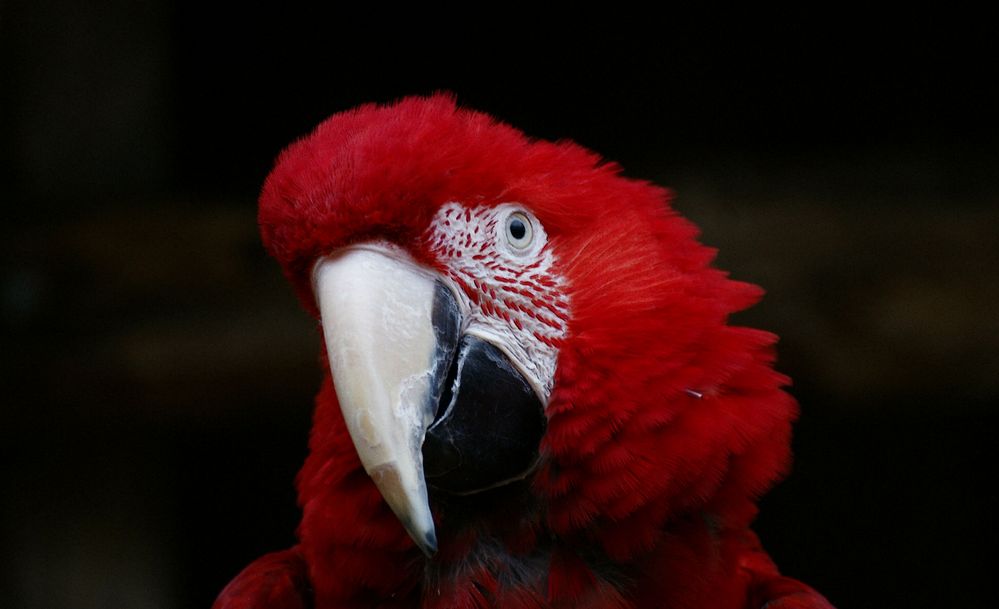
{"left": 312, "top": 242, "right": 461, "bottom": 557}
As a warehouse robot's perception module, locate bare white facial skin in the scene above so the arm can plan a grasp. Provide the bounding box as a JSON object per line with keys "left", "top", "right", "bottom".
{"left": 425, "top": 202, "right": 569, "bottom": 402}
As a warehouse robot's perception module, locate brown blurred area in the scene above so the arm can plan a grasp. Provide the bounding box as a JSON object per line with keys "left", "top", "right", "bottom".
{"left": 2, "top": 5, "right": 996, "bottom": 609}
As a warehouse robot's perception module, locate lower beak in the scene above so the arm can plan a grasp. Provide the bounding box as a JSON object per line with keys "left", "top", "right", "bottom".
{"left": 313, "top": 243, "right": 460, "bottom": 557}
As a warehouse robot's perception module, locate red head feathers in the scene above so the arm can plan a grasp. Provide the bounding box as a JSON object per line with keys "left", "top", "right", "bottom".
{"left": 218, "top": 94, "right": 832, "bottom": 609}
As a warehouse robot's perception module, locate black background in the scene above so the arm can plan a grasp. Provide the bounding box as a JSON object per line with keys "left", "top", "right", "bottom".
{"left": 2, "top": 6, "right": 996, "bottom": 609}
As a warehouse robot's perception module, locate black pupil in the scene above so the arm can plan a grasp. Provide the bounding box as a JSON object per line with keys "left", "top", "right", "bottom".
{"left": 509, "top": 218, "right": 527, "bottom": 240}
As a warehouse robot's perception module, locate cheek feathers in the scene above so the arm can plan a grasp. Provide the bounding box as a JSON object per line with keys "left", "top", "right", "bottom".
{"left": 425, "top": 203, "right": 569, "bottom": 400}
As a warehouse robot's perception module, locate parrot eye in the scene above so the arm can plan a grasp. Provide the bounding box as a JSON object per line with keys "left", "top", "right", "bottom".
{"left": 505, "top": 212, "right": 534, "bottom": 250}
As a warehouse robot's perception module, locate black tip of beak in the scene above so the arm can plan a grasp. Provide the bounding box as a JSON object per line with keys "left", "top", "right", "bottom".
{"left": 422, "top": 530, "right": 439, "bottom": 557}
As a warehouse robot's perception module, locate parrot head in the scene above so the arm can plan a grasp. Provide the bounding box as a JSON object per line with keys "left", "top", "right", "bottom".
{"left": 259, "top": 95, "right": 795, "bottom": 567}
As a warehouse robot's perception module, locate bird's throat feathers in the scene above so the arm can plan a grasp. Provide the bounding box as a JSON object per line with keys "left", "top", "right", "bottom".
{"left": 422, "top": 485, "right": 632, "bottom": 609}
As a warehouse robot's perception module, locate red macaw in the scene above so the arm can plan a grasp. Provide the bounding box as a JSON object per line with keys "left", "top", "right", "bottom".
{"left": 214, "top": 95, "right": 833, "bottom": 609}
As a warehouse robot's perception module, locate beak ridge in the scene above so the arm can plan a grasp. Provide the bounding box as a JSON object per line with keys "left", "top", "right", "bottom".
{"left": 313, "top": 243, "right": 457, "bottom": 556}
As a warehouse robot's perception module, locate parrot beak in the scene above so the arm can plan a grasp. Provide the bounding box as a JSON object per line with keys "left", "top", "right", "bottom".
{"left": 312, "top": 243, "right": 461, "bottom": 557}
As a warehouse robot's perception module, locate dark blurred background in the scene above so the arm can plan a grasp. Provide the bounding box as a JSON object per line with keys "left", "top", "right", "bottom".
{"left": 2, "top": 6, "right": 996, "bottom": 609}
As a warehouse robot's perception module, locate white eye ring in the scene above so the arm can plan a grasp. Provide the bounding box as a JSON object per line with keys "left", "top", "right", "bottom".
{"left": 505, "top": 212, "right": 534, "bottom": 250}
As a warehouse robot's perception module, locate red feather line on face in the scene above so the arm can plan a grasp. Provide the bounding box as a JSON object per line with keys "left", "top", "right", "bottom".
{"left": 428, "top": 206, "right": 568, "bottom": 334}
{"left": 423, "top": 202, "right": 568, "bottom": 399}
{"left": 245, "top": 94, "right": 830, "bottom": 609}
